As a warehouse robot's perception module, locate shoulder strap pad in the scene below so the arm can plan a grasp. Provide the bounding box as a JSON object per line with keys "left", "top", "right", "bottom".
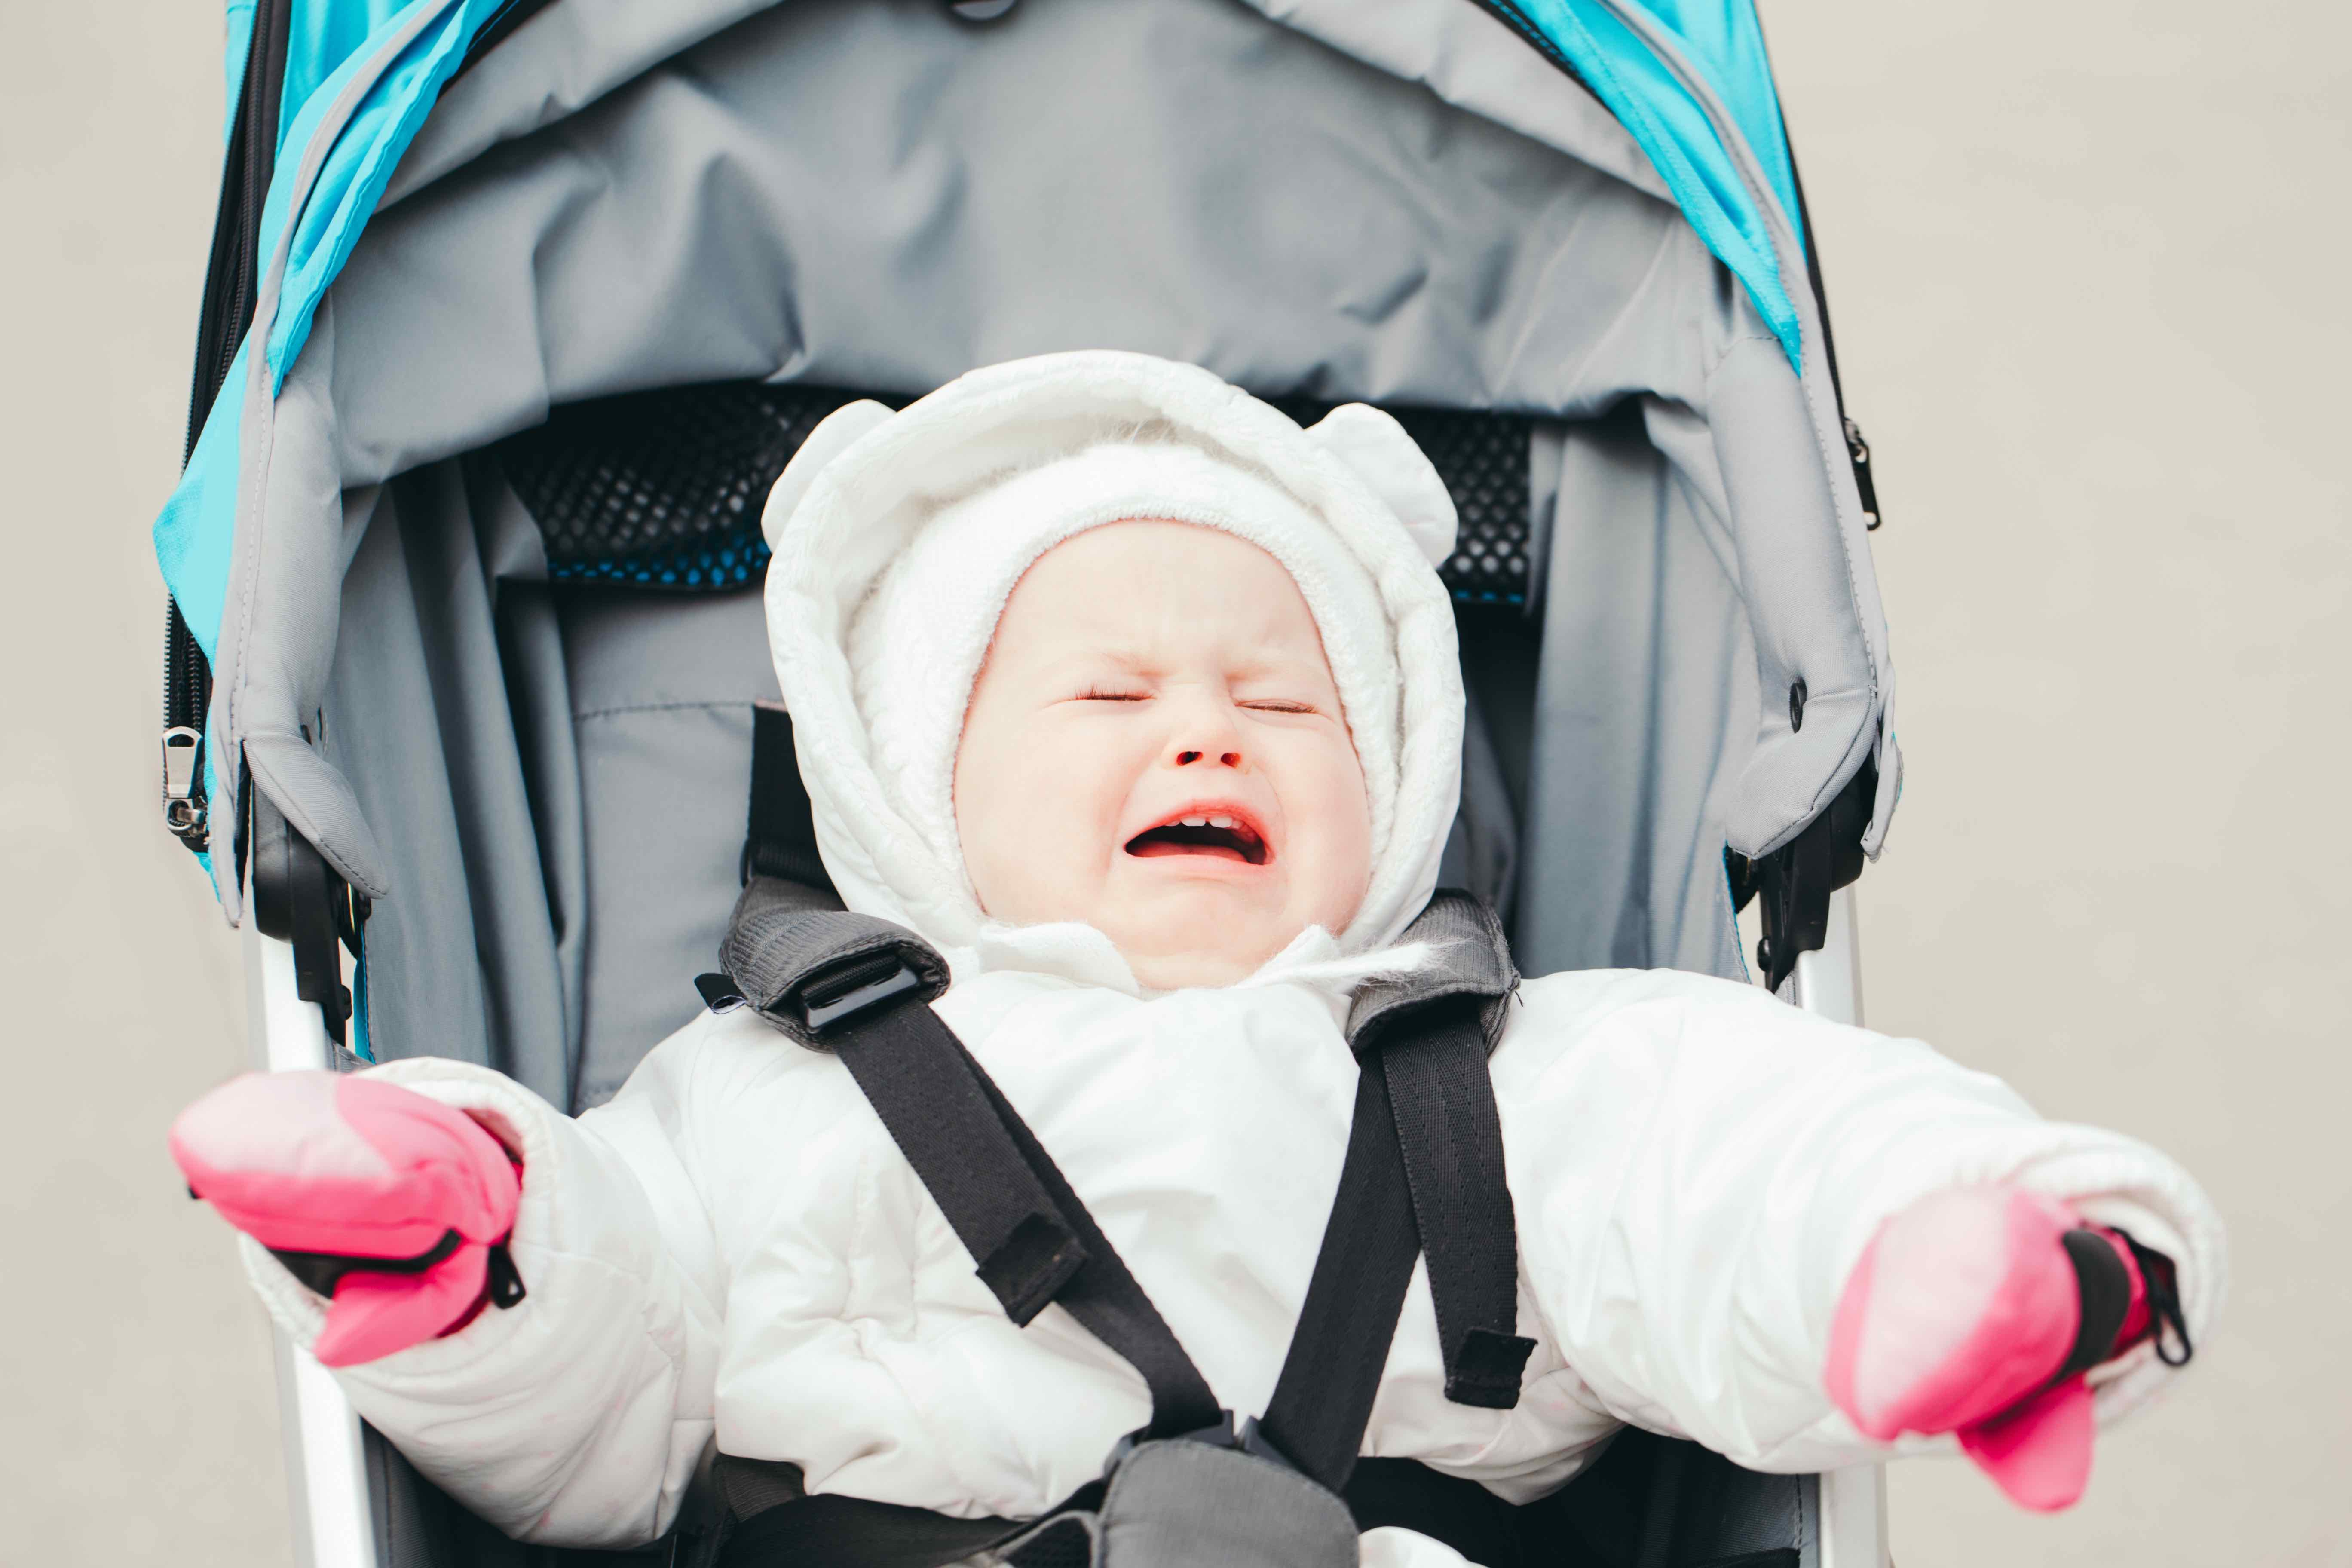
{"left": 718, "top": 876, "right": 949, "bottom": 1047}
{"left": 1344, "top": 889, "right": 1519, "bottom": 1058}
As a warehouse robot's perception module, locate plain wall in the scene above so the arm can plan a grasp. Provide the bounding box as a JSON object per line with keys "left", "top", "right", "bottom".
{"left": 2, "top": 1, "right": 2344, "bottom": 1562}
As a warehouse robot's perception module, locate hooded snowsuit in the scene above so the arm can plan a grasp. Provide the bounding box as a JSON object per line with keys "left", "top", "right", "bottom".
{"left": 237, "top": 353, "right": 2223, "bottom": 1564}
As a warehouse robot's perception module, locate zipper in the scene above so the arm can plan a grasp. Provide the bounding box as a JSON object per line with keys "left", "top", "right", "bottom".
{"left": 162, "top": 605, "right": 209, "bottom": 844}
{"left": 1476, "top": 0, "right": 1887, "bottom": 991}
{"left": 184, "top": 0, "right": 289, "bottom": 463}
{"left": 163, "top": 0, "right": 293, "bottom": 854}
{"left": 162, "top": 0, "right": 551, "bottom": 855}
{"left": 1785, "top": 156, "right": 1881, "bottom": 531}
{"left": 1841, "top": 416, "right": 1877, "bottom": 531}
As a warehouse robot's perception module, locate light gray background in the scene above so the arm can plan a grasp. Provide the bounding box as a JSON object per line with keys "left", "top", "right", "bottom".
{"left": 3, "top": 2, "right": 2344, "bottom": 1562}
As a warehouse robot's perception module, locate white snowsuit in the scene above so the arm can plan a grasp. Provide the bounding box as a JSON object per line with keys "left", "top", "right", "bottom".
{"left": 238, "top": 354, "right": 2223, "bottom": 1560}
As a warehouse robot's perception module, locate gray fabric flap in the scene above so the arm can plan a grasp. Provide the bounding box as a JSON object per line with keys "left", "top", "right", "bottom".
{"left": 382, "top": 0, "right": 775, "bottom": 210}
{"left": 1099, "top": 1441, "right": 1357, "bottom": 1568}
{"left": 242, "top": 729, "right": 392, "bottom": 899}
{"left": 327, "top": 0, "right": 1715, "bottom": 489}
{"left": 1243, "top": 0, "right": 1672, "bottom": 204}
{"left": 1708, "top": 336, "right": 1880, "bottom": 857}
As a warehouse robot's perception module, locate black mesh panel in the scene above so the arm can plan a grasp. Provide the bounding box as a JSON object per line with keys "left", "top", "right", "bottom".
{"left": 495, "top": 383, "right": 1534, "bottom": 605}
{"left": 496, "top": 384, "right": 902, "bottom": 591}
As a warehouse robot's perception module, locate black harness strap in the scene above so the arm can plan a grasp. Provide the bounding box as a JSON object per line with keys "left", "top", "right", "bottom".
{"left": 711, "top": 851, "right": 1532, "bottom": 1553}
{"left": 1382, "top": 1008, "right": 1537, "bottom": 1408}
{"left": 952, "top": 1031, "right": 1228, "bottom": 1438}
{"left": 742, "top": 701, "right": 831, "bottom": 889}
{"left": 1347, "top": 894, "right": 1537, "bottom": 1412}
{"left": 825, "top": 1004, "right": 1090, "bottom": 1328}
{"left": 823, "top": 996, "right": 1223, "bottom": 1438}
{"left": 1252, "top": 1064, "right": 1423, "bottom": 1491}
{"left": 715, "top": 1478, "right": 1024, "bottom": 1568}
{"left": 728, "top": 704, "right": 1225, "bottom": 1435}
{"left": 1255, "top": 893, "right": 1531, "bottom": 1485}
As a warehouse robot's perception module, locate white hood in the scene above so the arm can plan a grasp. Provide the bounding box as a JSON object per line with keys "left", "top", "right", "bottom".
{"left": 759, "top": 350, "right": 1465, "bottom": 975}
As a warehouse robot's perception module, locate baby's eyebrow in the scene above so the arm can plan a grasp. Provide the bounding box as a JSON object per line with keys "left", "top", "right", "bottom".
{"left": 1045, "top": 645, "right": 1162, "bottom": 681}
{"left": 1226, "top": 644, "right": 1332, "bottom": 683}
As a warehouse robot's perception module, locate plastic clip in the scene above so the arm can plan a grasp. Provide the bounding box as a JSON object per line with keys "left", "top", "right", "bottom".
{"left": 799, "top": 956, "right": 924, "bottom": 1034}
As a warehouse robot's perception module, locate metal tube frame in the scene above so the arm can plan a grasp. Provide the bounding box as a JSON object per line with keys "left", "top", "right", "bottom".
{"left": 247, "top": 924, "right": 380, "bottom": 1568}
{"left": 1788, "top": 886, "right": 1892, "bottom": 1568}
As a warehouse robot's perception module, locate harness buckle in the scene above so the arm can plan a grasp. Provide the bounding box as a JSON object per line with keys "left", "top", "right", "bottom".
{"left": 798, "top": 954, "right": 926, "bottom": 1034}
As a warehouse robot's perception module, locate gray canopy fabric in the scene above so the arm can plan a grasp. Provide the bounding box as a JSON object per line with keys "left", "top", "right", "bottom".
{"left": 232, "top": 0, "right": 1897, "bottom": 1108}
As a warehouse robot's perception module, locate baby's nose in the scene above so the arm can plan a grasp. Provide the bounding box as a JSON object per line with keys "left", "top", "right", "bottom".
{"left": 1166, "top": 689, "right": 1244, "bottom": 769}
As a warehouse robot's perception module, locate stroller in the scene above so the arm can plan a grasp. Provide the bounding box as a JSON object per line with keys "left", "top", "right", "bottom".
{"left": 153, "top": 1, "right": 1901, "bottom": 1564}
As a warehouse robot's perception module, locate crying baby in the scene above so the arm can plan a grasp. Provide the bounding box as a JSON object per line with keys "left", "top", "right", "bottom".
{"left": 173, "top": 351, "right": 2220, "bottom": 1568}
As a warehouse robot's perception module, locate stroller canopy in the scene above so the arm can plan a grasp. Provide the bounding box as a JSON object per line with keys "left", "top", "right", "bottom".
{"left": 152, "top": 0, "right": 1898, "bottom": 1051}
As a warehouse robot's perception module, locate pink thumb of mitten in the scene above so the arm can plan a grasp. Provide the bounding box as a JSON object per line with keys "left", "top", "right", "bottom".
{"left": 1824, "top": 1185, "right": 2185, "bottom": 1511}
{"left": 172, "top": 1072, "right": 524, "bottom": 1366}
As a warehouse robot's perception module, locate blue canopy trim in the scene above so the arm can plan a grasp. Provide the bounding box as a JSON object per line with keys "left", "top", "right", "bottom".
{"left": 261, "top": 0, "right": 511, "bottom": 390}
{"left": 1476, "top": 0, "right": 1805, "bottom": 364}
{"left": 161, "top": 0, "right": 508, "bottom": 886}
{"left": 279, "top": 0, "right": 413, "bottom": 160}
{"left": 155, "top": 0, "right": 506, "bottom": 660}
{"left": 154, "top": 341, "right": 249, "bottom": 666}
{"left": 161, "top": 0, "right": 499, "bottom": 651}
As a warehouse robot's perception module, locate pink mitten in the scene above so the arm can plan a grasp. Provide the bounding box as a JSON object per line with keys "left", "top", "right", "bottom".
{"left": 1825, "top": 1186, "right": 2180, "bottom": 1511}
{"left": 172, "top": 1072, "right": 524, "bottom": 1366}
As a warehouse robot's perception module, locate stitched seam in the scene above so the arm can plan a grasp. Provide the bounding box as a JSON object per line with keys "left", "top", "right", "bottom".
{"left": 573, "top": 698, "right": 764, "bottom": 722}
{"left": 1700, "top": 332, "right": 1784, "bottom": 392}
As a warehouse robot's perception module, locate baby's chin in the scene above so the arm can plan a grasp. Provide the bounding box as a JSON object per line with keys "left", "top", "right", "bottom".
{"left": 1096, "top": 864, "right": 1369, "bottom": 990}
{"left": 1121, "top": 941, "right": 1275, "bottom": 992}
{"left": 1105, "top": 900, "right": 1321, "bottom": 992}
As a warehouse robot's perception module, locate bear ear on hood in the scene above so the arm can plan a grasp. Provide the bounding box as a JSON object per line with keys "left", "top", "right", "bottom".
{"left": 1302, "top": 404, "right": 1458, "bottom": 570}
{"left": 761, "top": 398, "right": 897, "bottom": 551}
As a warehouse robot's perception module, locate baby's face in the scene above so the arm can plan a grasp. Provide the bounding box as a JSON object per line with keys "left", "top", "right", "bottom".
{"left": 955, "top": 521, "right": 1372, "bottom": 989}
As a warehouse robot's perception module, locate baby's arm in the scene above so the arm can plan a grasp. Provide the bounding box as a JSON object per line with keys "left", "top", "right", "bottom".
{"left": 175, "top": 1038, "right": 727, "bottom": 1549}
{"left": 1491, "top": 970, "right": 2222, "bottom": 1488}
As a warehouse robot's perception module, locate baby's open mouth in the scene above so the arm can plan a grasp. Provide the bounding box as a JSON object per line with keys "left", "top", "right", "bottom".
{"left": 1124, "top": 812, "right": 1268, "bottom": 865}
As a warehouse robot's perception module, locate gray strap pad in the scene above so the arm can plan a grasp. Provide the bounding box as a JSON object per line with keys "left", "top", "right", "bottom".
{"left": 718, "top": 884, "right": 949, "bottom": 1047}
{"left": 1345, "top": 889, "right": 1521, "bottom": 1058}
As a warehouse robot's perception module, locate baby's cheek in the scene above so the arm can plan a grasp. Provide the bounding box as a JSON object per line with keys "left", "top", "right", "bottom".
{"left": 992, "top": 724, "right": 1134, "bottom": 920}
{"left": 1289, "top": 737, "right": 1374, "bottom": 922}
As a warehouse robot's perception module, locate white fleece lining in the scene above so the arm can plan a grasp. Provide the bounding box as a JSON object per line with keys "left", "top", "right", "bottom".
{"left": 848, "top": 440, "right": 1403, "bottom": 904}
{"left": 762, "top": 350, "right": 1466, "bottom": 961}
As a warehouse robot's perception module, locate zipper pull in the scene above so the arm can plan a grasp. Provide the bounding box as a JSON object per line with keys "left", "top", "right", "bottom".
{"left": 1844, "top": 417, "right": 1881, "bottom": 531}
{"left": 162, "top": 725, "right": 208, "bottom": 845}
